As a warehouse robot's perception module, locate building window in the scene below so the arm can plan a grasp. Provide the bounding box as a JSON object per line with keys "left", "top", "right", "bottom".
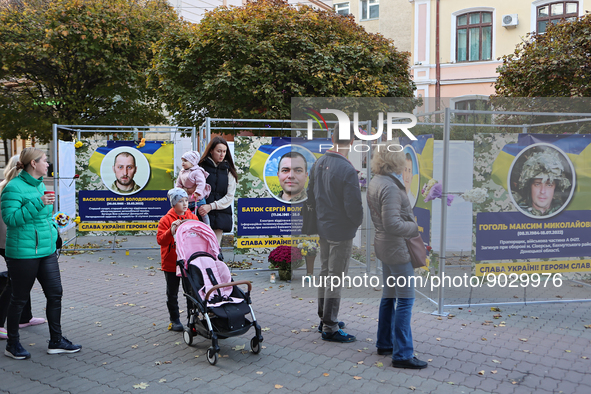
{"left": 360, "top": 0, "right": 379, "bottom": 20}
{"left": 454, "top": 99, "right": 491, "bottom": 123}
{"left": 537, "top": 1, "right": 578, "bottom": 33}
{"left": 334, "top": 2, "right": 350, "bottom": 16}
{"left": 456, "top": 11, "right": 492, "bottom": 62}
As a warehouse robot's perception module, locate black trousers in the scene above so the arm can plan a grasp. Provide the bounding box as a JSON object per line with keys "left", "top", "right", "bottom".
{"left": 164, "top": 271, "right": 189, "bottom": 322}
{"left": 0, "top": 273, "right": 33, "bottom": 326}
{"left": 5, "top": 253, "right": 63, "bottom": 343}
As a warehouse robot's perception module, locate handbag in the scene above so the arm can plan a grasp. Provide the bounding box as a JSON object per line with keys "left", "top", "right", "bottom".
{"left": 406, "top": 235, "right": 427, "bottom": 269}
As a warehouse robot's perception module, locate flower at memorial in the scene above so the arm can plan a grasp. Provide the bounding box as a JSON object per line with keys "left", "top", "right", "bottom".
{"left": 74, "top": 141, "right": 83, "bottom": 148}
{"left": 53, "top": 212, "right": 70, "bottom": 228}
{"left": 421, "top": 178, "right": 438, "bottom": 199}
{"left": 73, "top": 216, "right": 81, "bottom": 224}
{"left": 268, "top": 245, "right": 303, "bottom": 271}
{"left": 423, "top": 180, "right": 454, "bottom": 206}
{"left": 461, "top": 188, "right": 488, "bottom": 204}
{"left": 297, "top": 240, "right": 318, "bottom": 257}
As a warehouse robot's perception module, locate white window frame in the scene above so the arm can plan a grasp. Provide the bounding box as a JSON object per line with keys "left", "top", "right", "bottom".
{"left": 334, "top": 2, "right": 350, "bottom": 16}
{"left": 360, "top": 0, "right": 379, "bottom": 21}
{"left": 450, "top": 7, "right": 496, "bottom": 64}
{"left": 530, "top": 0, "right": 584, "bottom": 33}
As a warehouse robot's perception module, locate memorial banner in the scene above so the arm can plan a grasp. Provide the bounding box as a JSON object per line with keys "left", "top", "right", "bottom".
{"left": 473, "top": 133, "right": 591, "bottom": 275}
{"left": 234, "top": 136, "right": 326, "bottom": 250}
{"left": 76, "top": 140, "right": 174, "bottom": 234}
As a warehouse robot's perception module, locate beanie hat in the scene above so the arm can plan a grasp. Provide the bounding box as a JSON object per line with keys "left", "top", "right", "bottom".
{"left": 181, "top": 151, "right": 201, "bottom": 168}
{"left": 168, "top": 188, "right": 188, "bottom": 207}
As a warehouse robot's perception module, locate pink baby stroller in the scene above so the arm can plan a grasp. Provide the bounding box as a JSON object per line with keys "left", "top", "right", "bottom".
{"left": 175, "top": 220, "right": 263, "bottom": 365}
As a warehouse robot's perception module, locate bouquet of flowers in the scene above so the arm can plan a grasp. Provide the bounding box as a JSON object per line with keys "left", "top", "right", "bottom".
{"left": 53, "top": 212, "right": 70, "bottom": 228}
{"left": 421, "top": 178, "right": 438, "bottom": 199}
{"left": 297, "top": 240, "right": 318, "bottom": 257}
{"left": 422, "top": 179, "right": 454, "bottom": 206}
{"left": 461, "top": 188, "right": 488, "bottom": 204}
{"left": 268, "top": 245, "right": 303, "bottom": 271}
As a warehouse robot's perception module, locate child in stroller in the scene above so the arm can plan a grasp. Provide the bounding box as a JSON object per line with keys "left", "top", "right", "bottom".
{"left": 175, "top": 220, "right": 263, "bottom": 365}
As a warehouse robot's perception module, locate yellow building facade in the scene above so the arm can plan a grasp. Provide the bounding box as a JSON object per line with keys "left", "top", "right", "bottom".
{"left": 410, "top": 0, "right": 585, "bottom": 110}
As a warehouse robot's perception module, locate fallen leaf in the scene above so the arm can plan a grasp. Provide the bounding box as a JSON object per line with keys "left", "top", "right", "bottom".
{"left": 492, "top": 359, "right": 501, "bottom": 364}
{"left": 175, "top": 342, "right": 181, "bottom": 346}
{"left": 274, "top": 384, "right": 283, "bottom": 389}
{"left": 427, "top": 359, "right": 433, "bottom": 362}
{"left": 375, "top": 362, "right": 384, "bottom": 367}
{"left": 131, "top": 345, "right": 138, "bottom": 349}
{"left": 565, "top": 350, "right": 572, "bottom": 353}
{"left": 158, "top": 378, "right": 166, "bottom": 383}
{"left": 132, "top": 382, "right": 149, "bottom": 389}
{"left": 291, "top": 330, "right": 299, "bottom": 334}
{"left": 490, "top": 307, "right": 501, "bottom": 312}
{"left": 256, "top": 371, "right": 263, "bottom": 375}
{"left": 163, "top": 361, "right": 171, "bottom": 364}
{"left": 301, "top": 329, "right": 311, "bottom": 332}
{"left": 491, "top": 370, "right": 497, "bottom": 374}
{"left": 409, "top": 386, "right": 416, "bottom": 391}
{"left": 584, "top": 325, "right": 591, "bottom": 329}
{"left": 357, "top": 361, "right": 364, "bottom": 365}
{"left": 436, "top": 338, "right": 441, "bottom": 341}
{"left": 481, "top": 338, "right": 487, "bottom": 341}
{"left": 493, "top": 314, "right": 502, "bottom": 319}
{"left": 582, "top": 356, "right": 588, "bottom": 359}
{"left": 447, "top": 382, "right": 454, "bottom": 385}
{"left": 155, "top": 361, "right": 161, "bottom": 365}
{"left": 323, "top": 373, "right": 329, "bottom": 377}
{"left": 523, "top": 350, "right": 530, "bottom": 353}
{"left": 353, "top": 376, "right": 362, "bottom": 380}
{"left": 519, "top": 338, "right": 528, "bottom": 342}
{"left": 366, "top": 338, "right": 373, "bottom": 342}
{"left": 262, "top": 327, "right": 270, "bottom": 332}
{"left": 232, "top": 345, "right": 246, "bottom": 351}
{"left": 478, "top": 370, "right": 485, "bottom": 375}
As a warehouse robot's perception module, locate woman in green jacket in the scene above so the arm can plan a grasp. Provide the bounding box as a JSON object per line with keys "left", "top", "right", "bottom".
{"left": 1, "top": 147, "right": 81, "bottom": 360}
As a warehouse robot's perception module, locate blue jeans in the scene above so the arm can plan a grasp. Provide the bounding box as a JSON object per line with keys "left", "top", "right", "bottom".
{"left": 376, "top": 262, "right": 415, "bottom": 361}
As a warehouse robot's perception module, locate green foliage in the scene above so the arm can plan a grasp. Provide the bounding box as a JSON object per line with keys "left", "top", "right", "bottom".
{"left": 0, "top": 0, "right": 182, "bottom": 142}
{"left": 494, "top": 14, "right": 591, "bottom": 98}
{"left": 150, "top": 0, "right": 415, "bottom": 130}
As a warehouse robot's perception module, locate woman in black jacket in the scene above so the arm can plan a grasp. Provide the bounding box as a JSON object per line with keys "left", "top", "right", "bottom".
{"left": 198, "top": 137, "right": 238, "bottom": 245}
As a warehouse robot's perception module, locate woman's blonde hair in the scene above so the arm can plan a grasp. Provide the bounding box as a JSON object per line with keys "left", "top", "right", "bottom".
{"left": 371, "top": 143, "right": 406, "bottom": 175}
{"left": 0, "top": 148, "right": 45, "bottom": 194}
{"left": 0, "top": 155, "right": 21, "bottom": 194}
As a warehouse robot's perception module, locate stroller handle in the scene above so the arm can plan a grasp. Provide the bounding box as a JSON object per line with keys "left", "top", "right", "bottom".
{"left": 204, "top": 280, "right": 252, "bottom": 302}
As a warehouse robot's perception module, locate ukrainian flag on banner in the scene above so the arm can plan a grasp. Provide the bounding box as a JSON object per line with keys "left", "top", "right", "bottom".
{"left": 87, "top": 141, "right": 174, "bottom": 190}
{"left": 401, "top": 134, "right": 434, "bottom": 181}
{"left": 249, "top": 137, "right": 330, "bottom": 181}
{"left": 491, "top": 134, "right": 591, "bottom": 210}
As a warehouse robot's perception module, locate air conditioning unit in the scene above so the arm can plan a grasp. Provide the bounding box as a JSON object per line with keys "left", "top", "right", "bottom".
{"left": 502, "top": 14, "right": 519, "bottom": 28}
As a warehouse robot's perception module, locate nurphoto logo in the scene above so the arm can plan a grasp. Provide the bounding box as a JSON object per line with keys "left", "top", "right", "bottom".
{"left": 306, "top": 108, "right": 418, "bottom": 140}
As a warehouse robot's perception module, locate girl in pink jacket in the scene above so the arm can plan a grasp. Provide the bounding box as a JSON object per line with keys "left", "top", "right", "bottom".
{"left": 176, "top": 151, "right": 211, "bottom": 225}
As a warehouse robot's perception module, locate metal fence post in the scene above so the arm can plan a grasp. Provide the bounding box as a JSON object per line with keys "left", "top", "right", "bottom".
{"left": 435, "top": 107, "right": 451, "bottom": 316}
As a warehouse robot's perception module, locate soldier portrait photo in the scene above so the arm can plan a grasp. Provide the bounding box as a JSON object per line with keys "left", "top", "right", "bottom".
{"left": 100, "top": 146, "right": 151, "bottom": 196}
{"left": 264, "top": 145, "right": 315, "bottom": 204}
{"left": 509, "top": 144, "right": 575, "bottom": 219}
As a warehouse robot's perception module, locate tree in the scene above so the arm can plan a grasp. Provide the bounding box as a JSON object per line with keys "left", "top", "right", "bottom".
{"left": 0, "top": 0, "right": 182, "bottom": 142}
{"left": 149, "top": 0, "right": 415, "bottom": 128}
{"left": 494, "top": 14, "right": 591, "bottom": 98}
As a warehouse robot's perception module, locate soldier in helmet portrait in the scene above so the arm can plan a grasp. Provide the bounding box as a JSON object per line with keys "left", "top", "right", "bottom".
{"left": 511, "top": 146, "right": 574, "bottom": 218}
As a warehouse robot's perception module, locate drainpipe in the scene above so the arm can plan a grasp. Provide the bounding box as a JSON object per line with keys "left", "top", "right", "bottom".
{"left": 435, "top": 0, "right": 441, "bottom": 112}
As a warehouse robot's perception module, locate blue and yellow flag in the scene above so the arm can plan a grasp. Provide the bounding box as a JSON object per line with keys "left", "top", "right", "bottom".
{"left": 88, "top": 140, "right": 174, "bottom": 190}
{"left": 249, "top": 137, "right": 330, "bottom": 181}
{"left": 491, "top": 134, "right": 591, "bottom": 211}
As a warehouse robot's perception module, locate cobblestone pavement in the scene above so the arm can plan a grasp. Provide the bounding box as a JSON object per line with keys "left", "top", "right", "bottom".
{"left": 1, "top": 237, "right": 590, "bottom": 393}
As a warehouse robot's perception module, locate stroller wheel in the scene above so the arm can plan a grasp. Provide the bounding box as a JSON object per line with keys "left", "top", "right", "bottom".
{"left": 183, "top": 328, "right": 193, "bottom": 346}
{"left": 250, "top": 337, "right": 261, "bottom": 354}
{"left": 206, "top": 347, "right": 218, "bottom": 365}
